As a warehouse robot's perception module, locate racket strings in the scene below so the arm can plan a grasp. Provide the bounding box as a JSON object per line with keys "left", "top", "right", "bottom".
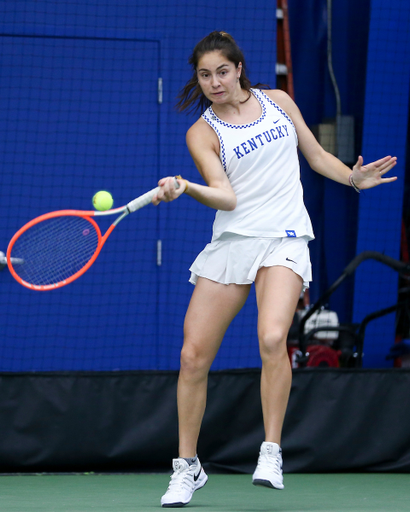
{"left": 9, "top": 216, "right": 100, "bottom": 286}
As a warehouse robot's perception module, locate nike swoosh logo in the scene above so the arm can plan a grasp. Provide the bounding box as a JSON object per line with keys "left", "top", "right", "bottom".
{"left": 286, "top": 257, "right": 297, "bottom": 264}
{"left": 193, "top": 466, "right": 202, "bottom": 482}
{"left": 273, "top": 119, "right": 280, "bottom": 124}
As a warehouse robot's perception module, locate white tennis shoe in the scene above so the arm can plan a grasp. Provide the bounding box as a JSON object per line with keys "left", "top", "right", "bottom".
{"left": 161, "top": 457, "right": 208, "bottom": 508}
{"left": 252, "top": 442, "right": 284, "bottom": 489}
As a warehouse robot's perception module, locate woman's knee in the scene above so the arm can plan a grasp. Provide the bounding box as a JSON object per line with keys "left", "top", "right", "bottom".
{"left": 258, "top": 326, "right": 288, "bottom": 360}
{"left": 180, "top": 342, "right": 212, "bottom": 378}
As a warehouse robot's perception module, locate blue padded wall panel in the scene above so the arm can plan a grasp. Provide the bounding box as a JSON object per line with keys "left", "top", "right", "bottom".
{"left": 0, "top": 33, "right": 161, "bottom": 370}
{"left": 353, "top": 0, "right": 410, "bottom": 367}
{"left": 0, "top": 2, "right": 277, "bottom": 371}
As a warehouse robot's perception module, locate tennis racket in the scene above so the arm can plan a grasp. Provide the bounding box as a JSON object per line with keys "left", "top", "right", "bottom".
{"left": 7, "top": 183, "right": 176, "bottom": 291}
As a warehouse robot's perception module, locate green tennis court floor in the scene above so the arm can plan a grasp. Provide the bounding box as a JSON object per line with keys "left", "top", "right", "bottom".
{"left": 0, "top": 473, "right": 408, "bottom": 511}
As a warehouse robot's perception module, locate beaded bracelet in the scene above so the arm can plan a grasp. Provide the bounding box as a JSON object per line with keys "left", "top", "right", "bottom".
{"left": 349, "top": 173, "right": 361, "bottom": 193}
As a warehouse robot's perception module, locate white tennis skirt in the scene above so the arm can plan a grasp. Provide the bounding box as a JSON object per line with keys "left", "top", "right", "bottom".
{"left": 189, "top": 233, "right": 312, "bottom": 290}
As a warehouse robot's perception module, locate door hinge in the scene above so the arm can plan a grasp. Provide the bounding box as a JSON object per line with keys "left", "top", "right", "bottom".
{"left": 157, "top": 239, "right": 162, "bottom": 266}
{"left": 158, "top": 77, "right": 163, "bottom": 104}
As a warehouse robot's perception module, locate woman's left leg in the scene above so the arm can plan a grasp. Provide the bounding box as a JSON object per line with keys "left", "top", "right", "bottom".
{"left": 252, "top": 265, "right": 303, "bottom": 489}
{"left": 254, "top": 265, "right": 303, "bottom": 444}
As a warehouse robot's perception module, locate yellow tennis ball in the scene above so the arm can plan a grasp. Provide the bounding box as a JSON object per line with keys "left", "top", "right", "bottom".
{"left": 92, "top": 190, "right": 113, "bottom": 211}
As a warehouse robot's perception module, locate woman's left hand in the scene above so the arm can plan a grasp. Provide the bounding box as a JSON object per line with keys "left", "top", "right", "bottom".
{"left": 351, "top": 155, "right": 397, "bottom": 190}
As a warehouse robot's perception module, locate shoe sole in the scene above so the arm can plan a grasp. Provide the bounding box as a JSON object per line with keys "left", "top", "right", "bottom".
{"left": 161, "top": 502, "right": 187, "bottom": 508}
{"left": 161, "top": 476, "right": 208, "bottom": 508}
{"left": 253, "top": 478, "right": 284, "bottom": 490}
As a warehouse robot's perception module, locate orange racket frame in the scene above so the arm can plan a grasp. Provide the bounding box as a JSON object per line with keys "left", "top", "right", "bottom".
{"left": 7, "top": 185, "right": 163, "bottom": 291}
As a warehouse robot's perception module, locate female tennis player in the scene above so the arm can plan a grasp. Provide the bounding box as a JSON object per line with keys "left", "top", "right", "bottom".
{"left": 154, "top": 31, "right": 397, "bottom": 508}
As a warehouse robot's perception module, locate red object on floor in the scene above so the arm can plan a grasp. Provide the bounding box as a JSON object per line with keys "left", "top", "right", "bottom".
{"left": 306, "top": 345, "right": 340, "bottom": 367}
{"left": 288, "top": 344, "right": 341, "bottom": 368}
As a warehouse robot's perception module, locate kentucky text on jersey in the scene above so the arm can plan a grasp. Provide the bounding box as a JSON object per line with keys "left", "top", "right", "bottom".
{"left": 233, "top": 124, "right": 290, "bottom": 160}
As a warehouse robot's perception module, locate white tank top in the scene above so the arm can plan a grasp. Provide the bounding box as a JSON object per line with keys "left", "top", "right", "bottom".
{"left": 202, "top": 89, "right": 314, "bottom": 241}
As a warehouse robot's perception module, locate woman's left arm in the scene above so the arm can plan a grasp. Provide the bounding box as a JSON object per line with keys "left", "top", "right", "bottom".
{"left": 267, "top": 90, "right": 397, "bottom": 190}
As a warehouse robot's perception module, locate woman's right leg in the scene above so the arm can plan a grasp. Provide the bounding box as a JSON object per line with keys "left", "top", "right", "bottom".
{"left": 178, "top": 277, "right": 251, "bottom": 457}
{"left": 161, "top": 278, "right": 250, "bottom": 507}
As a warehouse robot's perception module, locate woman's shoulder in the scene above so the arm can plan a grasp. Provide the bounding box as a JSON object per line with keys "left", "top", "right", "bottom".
{"left": 256, "top": 88, "right": 301, "bottom": 125}
{"left": 187, "top": 116, "right": 213, "bottom": 138}
{"left": 186, "top": 116, "right": 219, "bottom": 152}
{"left": 257, "top": 88, "right": 295, "bottom": 108}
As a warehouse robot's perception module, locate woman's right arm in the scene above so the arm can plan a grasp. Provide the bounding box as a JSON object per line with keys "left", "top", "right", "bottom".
{"left": 153, "top": 119, "right": 237, "bottom": 211}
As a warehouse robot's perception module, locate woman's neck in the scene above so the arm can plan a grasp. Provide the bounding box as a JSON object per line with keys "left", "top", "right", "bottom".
{"left": 211, "top": 90, "right": 261, "bottom": 124}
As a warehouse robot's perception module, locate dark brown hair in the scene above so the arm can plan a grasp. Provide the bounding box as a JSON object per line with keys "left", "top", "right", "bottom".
{"left": 176, "top": 31, "right": 252, "bottom": 113}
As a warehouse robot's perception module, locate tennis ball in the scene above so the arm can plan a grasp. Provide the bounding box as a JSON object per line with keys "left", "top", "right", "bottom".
{"left": 92, "top": 190, "right": 113, "bottom": 211}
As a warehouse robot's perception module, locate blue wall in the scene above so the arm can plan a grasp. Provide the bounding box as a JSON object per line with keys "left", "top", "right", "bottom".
{"left": 289, "top": 0, "right": 410, "bottom": 366}
{"left": 353, "top": 0, "right": 410, "bottom": 367}
{"left": 289, "top": 0, "right": 371, "bottom": 316}
{"left": 0, "top": 1, "right": 407, "bottom": 371}
{"left": 0, "top": 1, "right": 277, "bottom": 371}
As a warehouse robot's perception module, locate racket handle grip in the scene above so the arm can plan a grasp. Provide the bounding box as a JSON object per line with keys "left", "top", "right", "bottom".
{"left": 127, "top": 187, "right": 160, "bottom": 212}
{"left": 127, "top": 179, "right": 180, "bottom": 213}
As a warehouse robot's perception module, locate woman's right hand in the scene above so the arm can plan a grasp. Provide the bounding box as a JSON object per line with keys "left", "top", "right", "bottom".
{"left": 152, "top": 176, "right": 185, "bottom": 205}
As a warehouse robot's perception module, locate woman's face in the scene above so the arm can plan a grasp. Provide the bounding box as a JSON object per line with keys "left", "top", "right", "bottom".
{"left": 196, "top": 50, "right": 242, "bottom": 104}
